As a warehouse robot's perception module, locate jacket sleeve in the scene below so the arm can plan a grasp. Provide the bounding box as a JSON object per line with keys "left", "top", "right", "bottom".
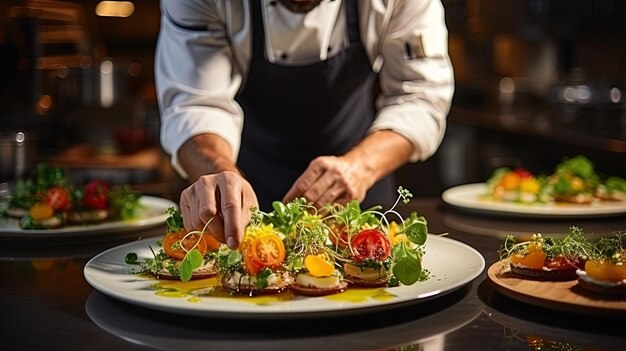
{"left": 155, "top": 0, "right": 244, "bottom": 178}
{"left": 369, "top": 0, "right": 454, "bottom": 162}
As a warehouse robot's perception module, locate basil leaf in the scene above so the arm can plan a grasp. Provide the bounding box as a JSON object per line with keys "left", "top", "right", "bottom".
{"left": 393, "top": 256, "right": 422, "bottom": 285}
{"left": 180, "top": 249, "right": 204, "bottom": 281}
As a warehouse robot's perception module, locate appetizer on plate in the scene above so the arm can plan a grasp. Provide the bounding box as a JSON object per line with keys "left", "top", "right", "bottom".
{"left": 481, "top": 155, "right": 626, "bottom": 206}
{"left": 218, "top": 221, "right": 294, "bottom": 295}
{"left": 5, "top": 163, "right": 142, "bottom": 229}
{"left": 547, "top": 155, "right": 600, "bottom": 204}
{"left": 595, "top": 177, "right": 626, "bottom": 202}
{"left": 126, "top": 207, "right": 221, "bottom": 281}
{"left": 485, "top": 167, "right": 549, "bottom": 204}
{"left": 324, "top": 188, "right": 429, "bottom": 288}
{"left": 271, "top": 200, "right": 348, "bottom": 296}
{"left": 576, "top": 233, "right": 626, "bottom": 297}
{"left": 125, "top": 187, "right": 432, "bottom": 298}
{"left": 499, "top": 226, "right": 592, "bottom": 281}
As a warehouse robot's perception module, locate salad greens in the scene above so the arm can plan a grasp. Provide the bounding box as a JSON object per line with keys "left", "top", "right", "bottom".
{"left": 127, "top": 187, "right": 431, "bottom": 289}
{"left": 499, "top": 226, "right": 595, "bottom": 261}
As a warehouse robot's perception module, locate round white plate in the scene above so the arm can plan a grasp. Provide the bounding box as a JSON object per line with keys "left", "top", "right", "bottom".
{"left": 83, "top": 235, "right": 485, "bottom": 318}
{"left": 442, "top": 183, "right": 626, "bottom": 218}
{"left": 85, "top": 288, "right": 482, "bottom": 351}
{"left": 0, "top": 196, "right": 177, "bottom": 238}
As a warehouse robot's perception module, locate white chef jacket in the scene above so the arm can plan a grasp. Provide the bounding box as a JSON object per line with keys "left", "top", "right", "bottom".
{"left": 156, "top": 0, "right": 455, "bottom": 178}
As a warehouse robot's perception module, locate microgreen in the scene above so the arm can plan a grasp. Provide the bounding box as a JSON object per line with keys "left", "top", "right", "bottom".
{"left": 165, "top": 206, "right": 184, "bottom": 233}
{"left": 499, "top": 226, "right": 595, "bottom": 262}
{"left": 589, "top": 232, "right": 626, "bottom": 262}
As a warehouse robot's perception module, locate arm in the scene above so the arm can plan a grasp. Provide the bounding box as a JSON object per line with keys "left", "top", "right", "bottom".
{"left": 371, "top": 0, "right": 455, "bottom": 162}
{"left": 156, "top": 0, "right": 255, "bottom": 248}
{"left": 156, "top": 0, "right": 244, "bottom": 178}
{"left": 284, "top": 0, "right": 454, "bottom": 207}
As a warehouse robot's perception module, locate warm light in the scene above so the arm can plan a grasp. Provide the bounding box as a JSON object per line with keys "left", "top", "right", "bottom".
{"left": 100, "top": 59, "right": 114, "bottom": 108}
{"left": 95, "top": 1, "right": 134, "bottom": 18}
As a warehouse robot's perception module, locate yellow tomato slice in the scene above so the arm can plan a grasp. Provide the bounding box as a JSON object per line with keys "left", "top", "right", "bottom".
{"left": 509, "top": 245, "right": 546, "bottom": 269}
{"left": 585, "top": 259, "right": 626, "bottom": 282}
{"left": 30, "top": 202, "right": 54, "bottom": 221}
{"left": 304, "top": 254, "right": 334, "bottom": 277}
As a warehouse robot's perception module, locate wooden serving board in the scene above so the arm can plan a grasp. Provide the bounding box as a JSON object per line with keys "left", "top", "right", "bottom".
{"left": 487, "top": 261, "right": 626, "bottom": 317}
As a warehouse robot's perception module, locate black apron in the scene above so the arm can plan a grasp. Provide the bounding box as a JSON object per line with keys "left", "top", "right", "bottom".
{"left": 236, "top": 0, "right": 395, "bottom": 211}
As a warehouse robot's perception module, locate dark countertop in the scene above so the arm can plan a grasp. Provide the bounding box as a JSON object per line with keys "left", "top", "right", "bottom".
{"left": 449, "top": 105, "right": 626, "bottom": 154}
{"left": 2, "top": 197, "right": 626, "bottom": 351}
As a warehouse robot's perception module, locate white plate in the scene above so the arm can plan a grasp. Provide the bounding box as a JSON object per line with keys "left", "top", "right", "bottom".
{"left": 85, "top": 288, "right": 482, "bottom": 351}
{"left": 0, "top": 196, "right": 177, "bottom": 239}
{"left": 83, "top": 235, "right": 485, "bottom": 318}
{"left": 442, "top": 183, "right": 626, "bottom": 218}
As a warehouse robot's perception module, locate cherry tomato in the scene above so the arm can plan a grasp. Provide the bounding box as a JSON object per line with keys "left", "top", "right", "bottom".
{"left": 44, "top": 187, "right": 72, "bottom": 211}
{"left": 203, "top": 234, "right": 221, "bottom": 250}
{"left": 544, "top": 255, "right": 573, "bottom": 270}
{"left": 499, "top": 172, "right": 521, "bottom": 191}
{"left": 162, "top": 230, "right": 208, "bottom": 260}
{"left": 243, "top": 251, "right": 264, "bottom": 276}
{"left": 243, "top": 234, "right": 286, "bottom": 275}
{"left": 350, "top": 229, "right": 391, "bottom": 262}
{"left": 513, "top": 167, "right": 533, "bottom": 179}
{"left": 83, "top": 180, "right": 110, "bottom": 209}
{"left": 545, "top": 256, "right": 584, "bottom": 270}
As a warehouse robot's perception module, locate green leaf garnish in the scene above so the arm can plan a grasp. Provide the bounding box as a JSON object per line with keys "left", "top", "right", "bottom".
{"left": 180, "top": 249, "right": 204, "bottom": 281}
{"left": 125, "top": 252, "right": 138, "bottom": 264}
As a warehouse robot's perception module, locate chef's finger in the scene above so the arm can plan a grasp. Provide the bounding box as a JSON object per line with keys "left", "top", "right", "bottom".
{"left": 283, "top": 161, "right": 325, "bottom": 203}
{"left": 219, "top": 178, "right": 244, "bottom": 249}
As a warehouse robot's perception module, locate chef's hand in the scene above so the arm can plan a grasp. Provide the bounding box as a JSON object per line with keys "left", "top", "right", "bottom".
{"left": 283, "top": 155, "right": 372, "bottom": 208}
{"left": 283, "top": 131, "right": 415, "bottom": 208}
{"left": 179, "top": 171, "right": 258, "bottom": 249}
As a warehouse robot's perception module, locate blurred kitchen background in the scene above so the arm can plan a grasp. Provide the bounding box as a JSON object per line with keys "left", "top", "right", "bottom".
{"left": 1, "top": 0, "right": 625, "bottom": 200}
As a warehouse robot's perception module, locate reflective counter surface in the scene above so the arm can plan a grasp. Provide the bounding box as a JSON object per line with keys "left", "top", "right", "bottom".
{"left": 2, "top": 197, "right": 625, "bottom": 351}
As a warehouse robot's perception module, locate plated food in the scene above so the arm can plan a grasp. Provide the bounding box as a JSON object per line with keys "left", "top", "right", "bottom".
{"left": 498, "top": 226, "right": 591, "bottom": 281}
{"left": 497, "top": 226, "right": 626, "bottom": 299}
{"left": 485, "top": 155, "right": 626, "bottom": 205}
{"left": 3, "top": 163, "right": 142, "bottom": 229}
{"left": 576, "top": 233, "right": 626, "bottom": 297}
{"left": 126, "top": 187, "right": 430, "bottom": 297}
{"left": 125, "top": 207, "right": 221, "bottom": 281}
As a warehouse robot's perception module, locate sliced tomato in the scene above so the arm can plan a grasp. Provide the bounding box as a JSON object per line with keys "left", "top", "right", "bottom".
{"left": 545, "top": 255, "right": 579, "bottom": 270}
{"left": 162, "top": 230, "right": 208, "bottom": 260}
{"left": 243, "top": 251, "right": 265, "bottom": 276}
{"left": 203, "top": 234, "right": 221, "bottom": 250}
{"left": 30, "top": 202, "right": 54, "bottom": 221}
{"left": 350, "top": 229, "right": 391, "bottom": 262}
{"left": 44, "top": 186, "right": 72, "bottom": 211}
{"left": 304, "top": 254, "right": 334, "bottom": 277}
{"left": 83, "top": 180, "right": 110, "bottom": 209}
{"left": 243, "top": 234, "right": 286, "bottom": 275}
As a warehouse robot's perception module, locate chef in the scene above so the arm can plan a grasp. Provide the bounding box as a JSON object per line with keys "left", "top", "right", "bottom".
{"left": 155, "top": 0, "right": 454, "bottom": 248}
